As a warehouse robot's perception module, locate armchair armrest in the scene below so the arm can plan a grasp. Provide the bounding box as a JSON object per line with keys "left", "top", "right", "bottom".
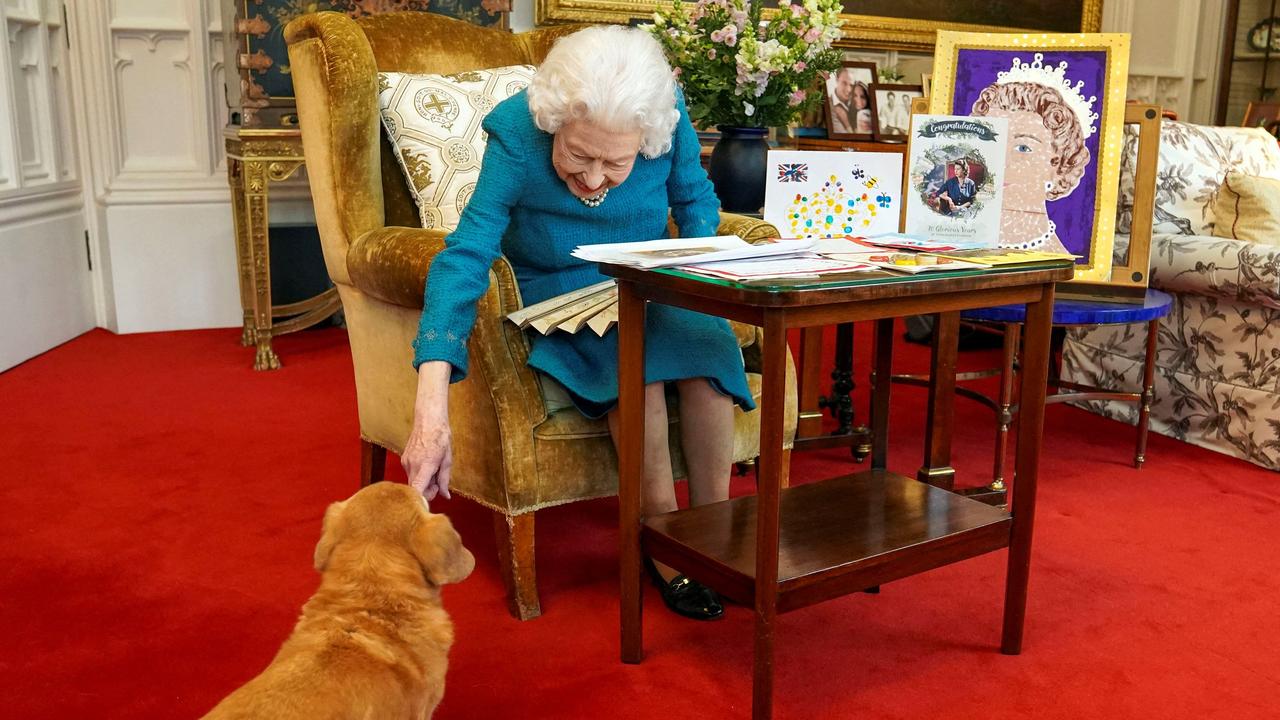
{"left": 348, "top": 226, "right": 447, "bottom": 309}
{"left": 348, "top": 227, "right": 549, "bottom": 490}
{"left": 718, "top": 212, "right": 780, "bottom": 244}
{"left": 1149, "top": 233, "right": 1280, "bottom": 310}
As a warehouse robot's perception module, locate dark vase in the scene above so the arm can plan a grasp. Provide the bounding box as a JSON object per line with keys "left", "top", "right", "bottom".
{"left": 706, "top": 125, "right": 769, "bottom": 214}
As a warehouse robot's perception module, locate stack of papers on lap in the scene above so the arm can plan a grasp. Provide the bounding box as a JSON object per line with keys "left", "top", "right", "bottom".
{"left": 571, "top": 235, "right": 815, "bottom": 269}
{"left": 678, "top": 255, "right": 876, "bottom": 281}
{"left": 507, "top": 280, "right": 618, "bottom": 336}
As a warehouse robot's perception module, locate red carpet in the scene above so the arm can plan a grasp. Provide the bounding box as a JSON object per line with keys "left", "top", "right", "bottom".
{"left": 2, "top": 326, "right": 1278, "bottom": 719}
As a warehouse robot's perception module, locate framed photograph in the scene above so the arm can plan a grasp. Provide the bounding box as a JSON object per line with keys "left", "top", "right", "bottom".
{"left": 921, "top": 73, "right": 932, "bottom": 98}
{"left": 869, "top": 83, "right": 924, "bottom": 142}
{"left": 1243, "top": 101, "right": 1280, "bottom": 131}
{"left": 930, "top": 31, "right": 1130, "bottom": 284}
{"left": 824, "top": 61, "right": 878, "bottom": 141}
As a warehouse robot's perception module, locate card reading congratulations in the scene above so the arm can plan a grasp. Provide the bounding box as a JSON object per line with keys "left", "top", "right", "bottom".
{"left": 904, "top": 114, "right": 1009, "bottom": 246}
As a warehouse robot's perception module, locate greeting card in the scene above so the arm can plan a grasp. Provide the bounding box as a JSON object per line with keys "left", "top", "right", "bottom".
{"left": 904, "top": 114, "right": 1009, "bottom": 246}
{"left": 763, "top": 150, "right": 904, "bottom": 240}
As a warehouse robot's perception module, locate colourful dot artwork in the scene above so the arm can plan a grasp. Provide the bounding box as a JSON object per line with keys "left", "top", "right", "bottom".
{"left": 785, "top": 171, "right": 891, "bottom": 239}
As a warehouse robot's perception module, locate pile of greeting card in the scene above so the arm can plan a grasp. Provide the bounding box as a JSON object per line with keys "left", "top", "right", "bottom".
{"left": 760, "top": 113, "right": 1079, "bottom": 275}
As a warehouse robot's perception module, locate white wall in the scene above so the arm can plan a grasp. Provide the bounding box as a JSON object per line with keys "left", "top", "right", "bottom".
{"left": 0, "top": 0, "right": 94, "bottom": 371}
{"left": 67, "top": 0, "right": 278, "bottom": 334}
{"left": 1103, "top": 0, "right": 1226, "bottom": 123}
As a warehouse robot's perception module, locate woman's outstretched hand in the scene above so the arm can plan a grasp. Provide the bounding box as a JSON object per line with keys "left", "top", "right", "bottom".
{"left": 403, "top": 362, "right": 454, "bottom": 501}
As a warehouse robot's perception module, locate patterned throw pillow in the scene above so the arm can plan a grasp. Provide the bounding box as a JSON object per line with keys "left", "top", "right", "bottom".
{"left": 1210, "top": 171, "right": 1280, "bottom": 246}
{"left": 377, "top": 65, "right": 535, "bottom": 230}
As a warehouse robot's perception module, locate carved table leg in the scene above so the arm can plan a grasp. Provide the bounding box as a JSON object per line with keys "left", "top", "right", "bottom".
{"left": 242, "top": 160, "right": 280, "bottom": 371}
{"left": 227, "top": 158, "right": 256, "bottom": 347}
{"left": 818, "top": 322, "right": 856, "bottom": 435}
{"left": 991, "top": 322, "right": 1021, "bottom": 492}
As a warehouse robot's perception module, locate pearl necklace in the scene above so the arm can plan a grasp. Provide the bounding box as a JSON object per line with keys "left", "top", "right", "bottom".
{"left": 1005, "top": 220, "right": 1056, "bottom": 250}
{"left": 578, "top": 187, "right": 609, "bottom": 208}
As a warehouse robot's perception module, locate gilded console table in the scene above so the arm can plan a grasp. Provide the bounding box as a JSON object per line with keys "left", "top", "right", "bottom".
{"left": 224, "top": 126, "right": 341, "bottom": 370}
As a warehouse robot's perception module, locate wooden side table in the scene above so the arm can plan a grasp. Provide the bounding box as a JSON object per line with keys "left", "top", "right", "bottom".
{"left": 224, "top": 126, "right": 342, "bottom": 370}
{"left": 606, "top": 262, "right": 1073, "bottom": 720}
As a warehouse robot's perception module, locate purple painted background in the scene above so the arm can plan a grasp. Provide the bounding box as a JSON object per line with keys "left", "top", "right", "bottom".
{"left": 951, "top": 48, "right": 1107, "bottom": 259}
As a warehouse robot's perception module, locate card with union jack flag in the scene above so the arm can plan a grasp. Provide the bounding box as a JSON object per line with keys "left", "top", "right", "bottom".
{"left": 776, "top": 163, "right": 808, "bottom": 182}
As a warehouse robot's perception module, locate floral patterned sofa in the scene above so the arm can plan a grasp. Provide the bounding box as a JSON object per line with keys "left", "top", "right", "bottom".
{"left": 1062, "top": 121, "right": 1280, "bottom": 470}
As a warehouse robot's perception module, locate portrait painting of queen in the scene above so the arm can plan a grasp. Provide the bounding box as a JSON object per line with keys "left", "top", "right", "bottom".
{"left": 929, "top": 32, "right": 1131, "bottom": 283}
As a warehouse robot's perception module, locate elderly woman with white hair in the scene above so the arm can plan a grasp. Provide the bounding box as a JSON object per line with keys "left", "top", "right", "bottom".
{"left": 401, "top": 25, "right": 752, "bottom": 621}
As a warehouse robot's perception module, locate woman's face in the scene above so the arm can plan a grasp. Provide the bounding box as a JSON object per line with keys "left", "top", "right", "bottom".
{"left": 987, "top": 108, "right": 1056, "bottom": 212}
{"left": 852, "top": 83, "right": 868, "bottom": 110}
{"left": 552, "top": 121, "right": 642, "bottom": 198}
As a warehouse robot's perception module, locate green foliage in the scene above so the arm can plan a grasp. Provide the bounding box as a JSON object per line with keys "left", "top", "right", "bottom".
{"left": 647, "top": 0, "right": 845, "bottom": 128}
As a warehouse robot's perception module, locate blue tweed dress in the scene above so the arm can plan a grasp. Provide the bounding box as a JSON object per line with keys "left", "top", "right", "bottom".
{"left": 412, "top": 90, "right": 755, "bottom": 419}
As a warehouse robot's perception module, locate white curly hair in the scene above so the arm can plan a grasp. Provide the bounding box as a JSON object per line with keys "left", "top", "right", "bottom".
{"left": 527, "top": 25, "right": 680, "bottom": 159}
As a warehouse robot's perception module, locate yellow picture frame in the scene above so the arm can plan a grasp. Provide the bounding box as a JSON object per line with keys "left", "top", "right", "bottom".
{"left": 929, "top": 31, "right": 1131, "bottom": 284}
{"left": 535, "top": 0, "right": 1103, "bottom": 51}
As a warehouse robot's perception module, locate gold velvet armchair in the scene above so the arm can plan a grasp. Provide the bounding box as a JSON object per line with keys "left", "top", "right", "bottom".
{"left": 285, "top": 11, "right": 798, "bottom": 620}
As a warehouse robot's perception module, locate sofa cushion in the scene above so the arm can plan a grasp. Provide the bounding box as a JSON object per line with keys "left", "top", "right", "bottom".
{"left": 1116, "top": 120, "right": 1280, "bottom": 238}
{"left": 376, "top": 65, "right": 536, "bottom": 230}
{"left": 1210, "top": 172, "right": 1280, "bottom": 245}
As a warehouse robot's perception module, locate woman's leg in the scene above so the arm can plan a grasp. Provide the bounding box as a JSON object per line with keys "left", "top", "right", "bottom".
{"left": 608, "top": 382, "right": 680, "bottom": 581}
{"left": 675, "top": 378, "right": 734, "bottom": 508}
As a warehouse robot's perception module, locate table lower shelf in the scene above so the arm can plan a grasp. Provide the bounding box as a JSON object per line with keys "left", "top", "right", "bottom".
{"left": 643, "top": 470, "right": 1013, "bottom": 613}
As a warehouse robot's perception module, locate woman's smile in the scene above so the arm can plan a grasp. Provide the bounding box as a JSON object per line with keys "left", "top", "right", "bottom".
{"left": 572, "top": 175, "right": 607, "bottom": 195}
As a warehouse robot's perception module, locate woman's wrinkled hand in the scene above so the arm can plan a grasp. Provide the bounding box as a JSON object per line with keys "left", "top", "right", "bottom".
{"left": 403, "top": 361, "right": 454, "bottom": 501}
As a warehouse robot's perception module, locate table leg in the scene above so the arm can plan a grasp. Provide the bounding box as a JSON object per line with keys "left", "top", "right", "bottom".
{"left": 796, "top": 327, "right": 824, "bottom": 439}
{"left": 991, "top": 322, "right": 1021, "bottom": 492}
{"left": 1135, "top": 317, "right": 1159, "bottom": 468}
{"left": 241, "top": 160, "right": 280, "bottom": 371}
{"left": 819, "top": 323, "right": 856, "bottom": 435}
{"left": 1001, "top": 286, "right": 1055, "bottom": 655}
{"left": 870, "top": 318, "right": 894, "bottom": 471}
{"left": 752, "top": 311, "right": 789, "bottom": 720}
{"left": 618, "top": 281, "right": 646, "bottom": 664}
{"left": 226, "top": 158, "right": 255, "bottom": 348}
{"left": 917, "top": 311, "right": 959, "bottom": 489}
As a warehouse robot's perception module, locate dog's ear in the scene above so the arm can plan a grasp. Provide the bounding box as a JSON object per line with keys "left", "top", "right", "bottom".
{"left": 313, "top": 501, "right": 347, "bottom": 573}
{"left": 411, "top": 512, "right": 475, "bottom": 586}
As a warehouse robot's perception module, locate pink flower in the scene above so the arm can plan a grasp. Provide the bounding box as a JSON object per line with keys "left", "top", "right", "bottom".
{"left": 788, "top": 89, "right": 807, "bottom": 106}
{"left": 708, "top": 48, "right": 717, "bottom": 59}
{"left": 711, "top": 24, "right": 737, "bottom": 46}
{"left": 793, "top": 61, "right": 807, "bottom": 72}
{"left": 803, "top": 27, "right": 821, "bottom": 43}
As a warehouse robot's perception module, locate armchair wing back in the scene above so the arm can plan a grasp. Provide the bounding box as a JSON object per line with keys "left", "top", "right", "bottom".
{"left": 286, "top": 11, "right": 797, "bottom": 620}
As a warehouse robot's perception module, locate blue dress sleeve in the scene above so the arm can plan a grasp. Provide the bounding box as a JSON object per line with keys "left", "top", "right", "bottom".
{"left": 666, "top": 93, "right": 721, "bottom": 239}
{"left": 412, "top": 116, "right": 526, "bottom": 380}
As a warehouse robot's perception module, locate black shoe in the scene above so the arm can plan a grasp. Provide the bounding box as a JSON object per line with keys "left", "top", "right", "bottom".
{"left": 644, "top": 558, "right": 724, "bottom": 621}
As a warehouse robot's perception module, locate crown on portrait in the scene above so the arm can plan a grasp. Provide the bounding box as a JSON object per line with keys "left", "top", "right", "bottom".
{"left": 995, "top": 53, "right": 1099, "bottom": 138}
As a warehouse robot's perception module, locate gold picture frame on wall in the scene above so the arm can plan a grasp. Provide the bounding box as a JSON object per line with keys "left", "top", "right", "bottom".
{"left": 535, "top": 0, "right": 1103, "bottom": 51}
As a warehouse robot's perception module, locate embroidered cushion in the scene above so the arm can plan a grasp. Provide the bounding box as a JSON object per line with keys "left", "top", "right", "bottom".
{"left": 1210, "top": 171, "right": 1280, "bottom": 245}
{"left": 377, "top": 65, "right": 536, "bottom": 230}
